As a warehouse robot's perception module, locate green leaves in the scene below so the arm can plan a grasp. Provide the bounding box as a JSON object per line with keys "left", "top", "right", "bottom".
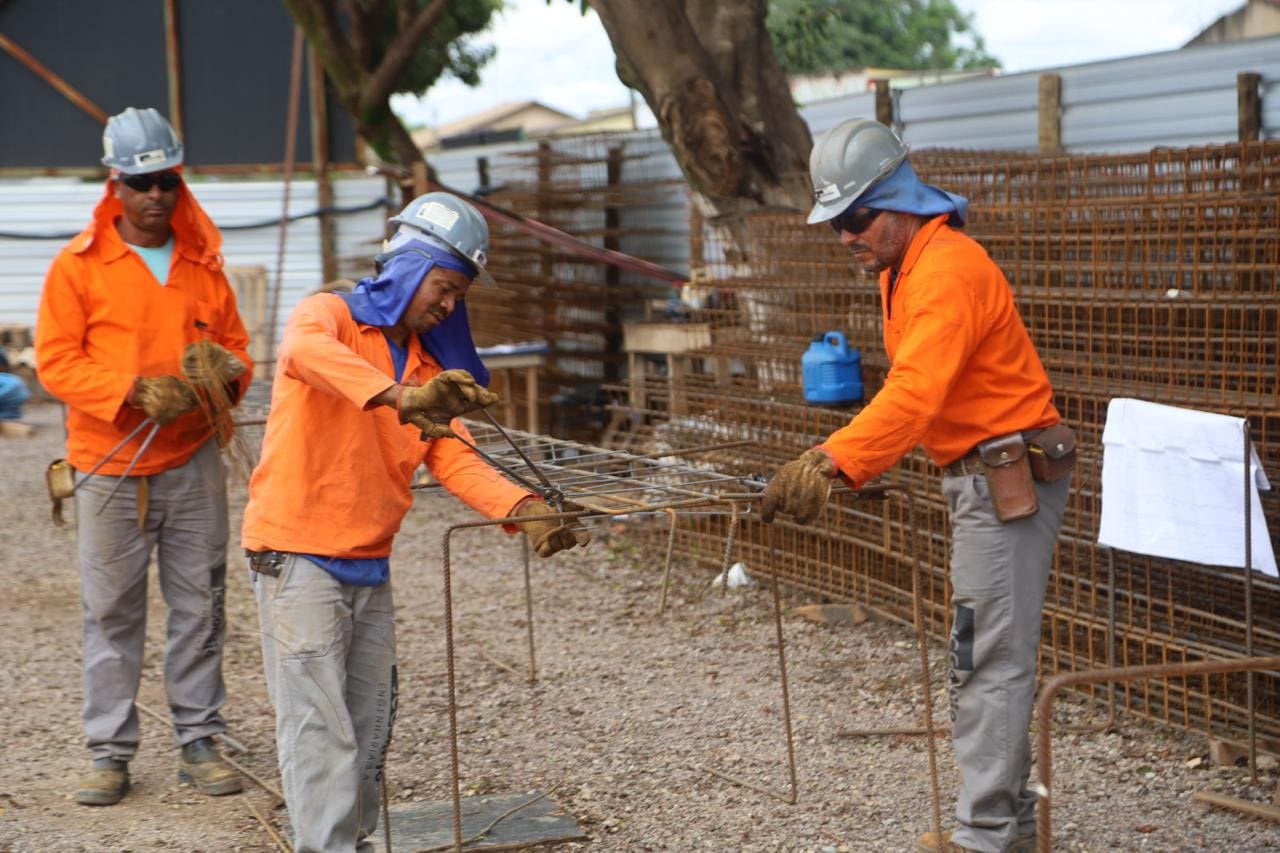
{"left": 380, "top": 0, "right": 503, "bottom": 95}
{"left": 767, "top": 0, "right": 1002, "bottom": 76}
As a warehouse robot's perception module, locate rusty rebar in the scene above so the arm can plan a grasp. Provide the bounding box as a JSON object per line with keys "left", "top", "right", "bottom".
{"left": 717, "top": 502, "right": 743, "bottom": 597}
{"left": 522, "top": 534, "right": 537, "bottom": 683}
{"left": 0, "top": 31, "right": 109, "bottom": 124}
{"left": 700, "top": 521, "right": 799, "bottom": 805}
{"left": 658, "top": 507, "right": 679, "bottom": 615}
{"left": 1245, "top": 425, "right": 1258, "bottom": 781}
{"left": 904, "top": 490, "right": 944, "bottom": 841}
{"left": 440, "top": 508, "right": 594, "bottom": 852}
{"left": 1033, "top": 655, "right": 1280, "bottom": 853}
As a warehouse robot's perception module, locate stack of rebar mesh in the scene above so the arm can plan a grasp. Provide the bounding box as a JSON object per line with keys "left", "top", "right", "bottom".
{"left": 463, "top": 133, "right": 686, "bottom": 434}
{"left": 620, "top": 141, "right": 1280, "bottom": 744}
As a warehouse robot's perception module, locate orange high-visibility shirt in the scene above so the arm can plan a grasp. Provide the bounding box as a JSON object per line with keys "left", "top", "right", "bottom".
{"left": 820, "top": 215, "right": 1059, "bottom": 484}
{"left": 241, "top": 294, "right": 532, "bottom": 559}
{"left": 35, "top": 183, "right": 254, "bottom": 476}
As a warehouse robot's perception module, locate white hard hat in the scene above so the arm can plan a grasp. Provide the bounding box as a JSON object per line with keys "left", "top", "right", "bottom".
{"left": 102, "top": 107, "right": 184, "bottom": 175}
{"left": 807, "top": 118, "right": 908, "bottom": 225}
{"left": 386, "top": 192, "right": 492, "bottom": 285}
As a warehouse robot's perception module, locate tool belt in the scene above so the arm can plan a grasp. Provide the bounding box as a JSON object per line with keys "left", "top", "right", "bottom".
{"left": 945, "top": 423, "right": 1077, "bottom": 523}
{"left": 246, "top": 549, "right": 289, "bottom": 577}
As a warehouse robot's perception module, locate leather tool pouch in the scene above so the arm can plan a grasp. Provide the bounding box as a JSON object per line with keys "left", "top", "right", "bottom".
{"left": 1027, "top": 422, "right": 1077, "bottom": 483}
{"left": 46, "top": 459, "right": 76, "bottom": 527}
{"left": 246, "top": 550, "right": 287, "bottom": 577}
{"left": 977, "top": 433, "right": 1039, "bottom": 522}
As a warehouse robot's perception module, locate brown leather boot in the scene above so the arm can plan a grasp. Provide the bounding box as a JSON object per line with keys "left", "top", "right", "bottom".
{"left": 75, "top": 758, "right": 130, "bottom": 806}
{"left": 177, "top": 737, "right": 243, "bottom": 796}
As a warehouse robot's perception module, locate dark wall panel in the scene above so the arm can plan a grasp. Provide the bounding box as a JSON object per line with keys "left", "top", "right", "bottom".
{"left": 177, "top": 0, "right": 356, "bottom": 166}
{"left": 0, "top": 0, "right": 356, "bottom": 169}
{"left": 0, "top": 1, "right": 168, "bottom": 168}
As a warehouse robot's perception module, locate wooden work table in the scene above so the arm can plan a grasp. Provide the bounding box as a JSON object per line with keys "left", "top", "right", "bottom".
{"left": 481, "top": 350, "right": 546, "bottom": 434}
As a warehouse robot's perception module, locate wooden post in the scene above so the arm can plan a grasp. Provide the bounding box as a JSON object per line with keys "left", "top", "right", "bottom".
{"left": 411, "top": 161, "right": 429, "bottom": 196}
{"left": 603, "top": 145, "right": 624, "bottom": 383}
{"left": 1238, "top": 72, "right": 1261, "bottom": 143}
{"left": 524, "top": 365, "right": 539, "bottom": 434}
{"left": 1038, "top": 73, "right": 1062, "bottom": 154}
{"left": 308, "top": 49, "right": 337, "bottom": 283}
{"left": 162, "top": 0, "right": 184, "bottom": 136}
{"left": 873, "top": 79, "right": 893, "bottom": 127}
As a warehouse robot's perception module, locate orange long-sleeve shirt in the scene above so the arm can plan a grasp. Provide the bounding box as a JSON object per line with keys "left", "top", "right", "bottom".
{"left": 35, "top": 182, "right": 253, "bottom": 476}
{"left": 821, "top": 215, "right": 1059, "bottom": 484}
{"left": 241, "top": 294, "right": 532, "bottom": 559}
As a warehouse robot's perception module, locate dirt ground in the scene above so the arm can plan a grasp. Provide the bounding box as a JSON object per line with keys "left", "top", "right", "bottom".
{"left": 2, "top": 399, "right": 1278, "bottom": 852}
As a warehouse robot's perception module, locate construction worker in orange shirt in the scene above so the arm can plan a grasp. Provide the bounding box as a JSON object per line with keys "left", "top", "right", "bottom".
{"left": 36, "top": 107, "right": 251, "bottom": 806}
{"left": 762, "top": 119, "right": 1076, "bottom": 853}
{"left": 242, "top": 192, "right": 589, "bottom": 852}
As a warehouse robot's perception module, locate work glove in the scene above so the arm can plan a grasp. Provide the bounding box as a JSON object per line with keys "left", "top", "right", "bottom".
{"left": 181, "top": 340, "right": 247, "bottom": 392}
{"left": 514, "top": 498, "right": 591, "bottom": 559}
{"left": 130, "top": 375, "right": 200, "bottom": 425}
{"left": 760, "top": 448, "right": 838, "bottom": 525}
{"left": 398, "top": 369, "right": 500, "bottom": 439}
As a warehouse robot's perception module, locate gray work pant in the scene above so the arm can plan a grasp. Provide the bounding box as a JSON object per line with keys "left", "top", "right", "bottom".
{"left": 76, "top": 440, "right": 230, "bottom": 761}
{"left": 942, "top": 471, "right": 1071, "bottom": 853}
{"left": 254, "top": 554, "right": 398, "bottom": 853}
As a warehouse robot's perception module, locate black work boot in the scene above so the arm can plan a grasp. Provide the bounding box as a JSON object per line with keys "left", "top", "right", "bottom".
{"left": 177, "top": 737, "right": 243, "bottom": 796}
{"left": 75, "top": 757, "right": 130, "bottom": 806}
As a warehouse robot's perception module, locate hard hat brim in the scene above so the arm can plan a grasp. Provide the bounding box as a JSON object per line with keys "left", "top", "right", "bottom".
{"left": 807, "top": 196, "right": 850, "bottom": 225}
{"left": 806, "top": 147, "right": 908, "bottom": 226}
{"left": 110, "top": 153, "right": 184, "bottom": 176}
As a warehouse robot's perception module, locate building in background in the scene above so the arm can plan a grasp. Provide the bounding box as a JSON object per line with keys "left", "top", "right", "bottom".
{"left": 789, "top": 65, "right": 994, "bottom": 105}
{"left": 1186, "top": 0, "right": 1280, "bottom": 46}
{"left": 413, "top": 100, "right": 576, "bottom": 151}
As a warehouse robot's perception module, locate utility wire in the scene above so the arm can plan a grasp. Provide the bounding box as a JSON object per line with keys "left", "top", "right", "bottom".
{"left": 0, "top": 197, "right": 395, "bottom": 240}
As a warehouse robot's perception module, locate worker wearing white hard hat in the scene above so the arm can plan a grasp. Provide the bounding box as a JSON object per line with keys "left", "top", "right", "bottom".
{"left": 763, "top": 119, "right": 1075, "bottom": 853}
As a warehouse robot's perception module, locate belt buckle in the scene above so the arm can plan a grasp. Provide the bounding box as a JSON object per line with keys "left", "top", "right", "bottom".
{"left": 247, "top": 550, "right": 286, "bottom": 577}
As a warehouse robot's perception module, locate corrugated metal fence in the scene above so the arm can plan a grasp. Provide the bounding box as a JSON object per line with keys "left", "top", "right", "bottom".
{"left": 0, "top": 176, "right": 391, "bottom": 344}
{"left": 1, "top": 33, "right": 1277, "bottom": 345}
{"left": 805, "top": 34, "right": 1280, "bottom": 150}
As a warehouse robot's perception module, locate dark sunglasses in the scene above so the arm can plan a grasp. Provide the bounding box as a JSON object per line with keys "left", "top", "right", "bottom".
{"left": 829, "top": 206, "right": 883, "bottom": 234}
{"left": 120, "top": 171, "right": 182, "bottom": 193}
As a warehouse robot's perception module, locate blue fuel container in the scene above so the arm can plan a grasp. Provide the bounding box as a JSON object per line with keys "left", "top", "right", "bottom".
{"left": 802, "top": 331, "right": 863, "bottom": 405}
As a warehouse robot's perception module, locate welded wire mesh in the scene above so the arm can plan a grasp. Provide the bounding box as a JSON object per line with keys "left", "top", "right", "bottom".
{"left": 614, "top": 140, "right": 1280, "bottom": 743}
{"left": 453, "top": 418, "right": 754, "bottom": 515}
{"left": 462, "top": 132, "right": 686, "bottom": 437}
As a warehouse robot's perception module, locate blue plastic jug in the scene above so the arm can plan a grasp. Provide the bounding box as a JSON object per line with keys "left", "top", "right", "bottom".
{"left": 802, "top": 331, "right": 863, "bottom": 405}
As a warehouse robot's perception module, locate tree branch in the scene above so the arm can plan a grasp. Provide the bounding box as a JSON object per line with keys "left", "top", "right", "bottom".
{"left": 360, "top": 0, "right": 449, "bottom": 112}
{"left": 282, "top": 0, "right": 364, "bottom": 98}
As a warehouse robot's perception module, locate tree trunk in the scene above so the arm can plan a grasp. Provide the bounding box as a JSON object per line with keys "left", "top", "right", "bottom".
{"left": 588, "top": 0, "right": 812, "bottom": 225}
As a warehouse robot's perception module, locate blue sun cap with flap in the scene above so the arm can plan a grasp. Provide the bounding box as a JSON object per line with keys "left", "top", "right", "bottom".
{"left": 337, "top": 196, "right": 493, "bottom": 386}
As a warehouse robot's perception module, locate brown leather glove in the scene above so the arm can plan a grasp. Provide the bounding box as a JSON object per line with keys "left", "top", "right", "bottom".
{"left": 760, "top": 448, "right": 838, "bottom": 525}
{"left": 130, "top": 375, "right": 200, "bottom": 425}
{"left": 398, "top": 369, "right": 500, "bottom": 439}
{"left": 181, "top": 340, "right": 247, "bottom": 391}
{"left": 514, "top": 498, "right": 591, "bottom": 558}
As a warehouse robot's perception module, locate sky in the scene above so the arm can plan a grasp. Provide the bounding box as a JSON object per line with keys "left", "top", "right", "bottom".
{"left": 392, "top": 0, "right": 1250, "bottom": 130}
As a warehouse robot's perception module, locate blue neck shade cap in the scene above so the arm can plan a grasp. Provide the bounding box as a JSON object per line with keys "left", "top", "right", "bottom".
{"left": 849, "top": 159, "right": 969, "bottom": 227}
{"left": 338, "top": 242, "right": 491, "bottom": 387}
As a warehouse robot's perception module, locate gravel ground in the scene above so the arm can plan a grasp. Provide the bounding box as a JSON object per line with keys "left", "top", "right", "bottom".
{"left": 2, "top": 399, "right": 1278, "bottom": 852}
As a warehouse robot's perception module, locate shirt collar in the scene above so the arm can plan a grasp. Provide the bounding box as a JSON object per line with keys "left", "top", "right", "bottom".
{"left": 885, "top": 214, "right": 950, "bottom": 284}
{"left": 72, "top": 178, "right": 222, "bottom": 268}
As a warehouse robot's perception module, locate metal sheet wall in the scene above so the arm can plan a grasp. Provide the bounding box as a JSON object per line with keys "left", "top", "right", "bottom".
{"left": 0, "top": 0, "right": 357, "bottom": 167}
{"left": 0, "top": 176, "right": 389, "bottom": 350}
{"left": 805, "top": 34, "right": 1280, "bottom": 153}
